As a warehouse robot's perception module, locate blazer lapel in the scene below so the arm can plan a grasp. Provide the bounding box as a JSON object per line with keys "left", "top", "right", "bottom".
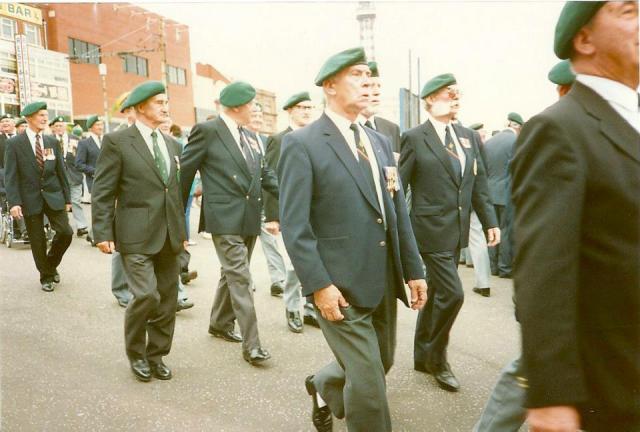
{"left": 161, "top": 132, "right": 178, "bottom": 184}
{"left": 128, "top": 126, "right": 165, "bottom": 184}
{"left": 573, "top": 82, "right": 640, "bottom": 164}
{"left": 453, "top": 124, "right": 474, "bottom": 179}
{"left": 322, "top": 115, "right": 381, "bottom": 215}
{"left": 19, "top": 134, "right": 40, "bottom": 173}
{"left": 423, "top": 120, "right": 460, "bottom": 186}
{"left": 214, "top": 117, "right": 252, "bottom": 178}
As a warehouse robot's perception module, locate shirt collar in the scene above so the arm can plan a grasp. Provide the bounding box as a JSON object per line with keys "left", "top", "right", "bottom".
{"left": 576, "top": 74, "right": 639, "bottom": 113}
{"left": 89, "top": 132, "right": 103, "bottom": 142}
{"left": 219, "top": 111, "right": 240, "bottom": 133}
{"left": 135, "top": 120, "right": 158, "bottom": 139}
{"left": 325, "top": 107, "right": 355, "bottom": 136}
{"left": 427, "top": 112, "right": 453, "bottom": 134}
{"left": 26, "top": 127, "right": 42, "bottom": 142}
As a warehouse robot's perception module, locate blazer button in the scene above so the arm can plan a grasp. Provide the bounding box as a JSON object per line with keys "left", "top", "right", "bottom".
{"left": 258, "top": 197, "right": 261, "bottom": 201}
{"left": 458, "top": 206, "right": 462, "bottom": 211}
{"left": 376, "top": 218, "right": 383, "bottom": 224}
{"left": 165, "top": 188, "right": 168, "bottom": 192}
{"left": 379, "top": 240, "right": 386, "bottom": 247}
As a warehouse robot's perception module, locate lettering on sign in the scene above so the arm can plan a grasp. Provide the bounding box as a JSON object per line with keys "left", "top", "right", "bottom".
{"left": 0, "top": 3, "right": 43, "bottom": 25}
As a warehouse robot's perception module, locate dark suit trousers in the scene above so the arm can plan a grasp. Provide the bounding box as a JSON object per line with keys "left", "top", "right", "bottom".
{"left": 414, "top": 250, "right": 464, "bottom": 368}
{"left": 313, "top": 253, "right": 397, "bottom": 432}
{"left": 489, "top": 205, "right": 513, "bottom": 276}
{"left": 210, "top": 234, "right": 261, "bottom": 353}
{"left": 23, "top": 203, "right": 73, "bottom": 283}
{"left": 121, "top": 236, "right": 179, "bottom": 362}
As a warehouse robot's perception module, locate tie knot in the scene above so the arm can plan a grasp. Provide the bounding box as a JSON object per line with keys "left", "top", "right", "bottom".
{"left": 151, "top": 131, "right": 157, "bottom": 138}
{"left": 349, "top": 123, "right": 358, "bottom": 133}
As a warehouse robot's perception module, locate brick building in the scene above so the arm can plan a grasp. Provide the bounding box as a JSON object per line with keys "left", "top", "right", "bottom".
{"left": 41, "top": 3, "right": 195, "bottom": 129}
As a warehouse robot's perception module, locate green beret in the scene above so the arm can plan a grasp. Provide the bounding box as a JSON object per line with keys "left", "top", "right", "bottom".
{"left": 554, "top": 1, "right": 606, "bottom": 59}
{"left": 469, "top": 123, "right": 484, "bottom": 131}
{"left": 508, "top": 112, "right": 524, "bottom": 126}
{"left": 368, "top": 61, "right": 379, "bottom": 78}
{"left": 20, "top": 101, "right": 47, "bottom": 117}
{"left": 0, "top": 113, "right": 14, "bottom": 121}
{"left": 282, "top": 91, "right": 311, "bottom": 110}
{"left": 15, "top": 117, "right": 26, "bottom": 127}
{"left": 49, "top": 115, "right": 66, "bottom": 126}
{"left": 315, "top": 47, "right": 367, "bottom": 86}
{"left": 420, "top": 73, "right": 456, "bottom": 99}
{"left": 121, "top": 80, "right": 166, "bottom": 111}
{"left": 72, "top": 125, "right": 83, "bottom": 137}
{"left": 219, "top": 81, "right": 256, "bottom": 108}
{"left": 86, "top": 115, "right": 102, "bottom": 130}
{"left": 548, "top": 59, "right": 576, "bottom": 86}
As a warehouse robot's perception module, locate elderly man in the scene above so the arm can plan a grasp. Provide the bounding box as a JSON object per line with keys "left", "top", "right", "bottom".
{"left": 92, "top": 81, "right": 186, "bottom": 382}
{"left": 279, "top": 47, "right": 427, "bottom": 432}
{"left": 399, "top": 73, "right": 498, "bottom": 392}
{"left": 512, "top": 2, "right": 639, "bottom": 431}
{"left": 75, "top": 114, "right": 104, "bottom": 194}
{"left": 0, "top": 113, "right": 16, "bottom": 168}
{"left": 180, "top": 81, "right": 279, "bottom": 366}
{"left": 4, "top": 102, "right": 73, "bottom": 292}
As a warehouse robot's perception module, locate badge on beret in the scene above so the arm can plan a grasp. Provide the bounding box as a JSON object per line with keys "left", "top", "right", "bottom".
{"left": 384, "top": 166, "right": 399, "bottom": 198}
{"left": 460, "top": 137, "right": 471, "bottom": 149}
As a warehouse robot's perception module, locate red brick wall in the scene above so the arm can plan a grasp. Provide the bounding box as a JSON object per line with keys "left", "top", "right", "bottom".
{"left": 41, "top": 3, "right": 195, "bottom": 127}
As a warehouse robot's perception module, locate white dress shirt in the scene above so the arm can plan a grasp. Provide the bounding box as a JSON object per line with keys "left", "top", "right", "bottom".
{"left": 577, "top": 74, "right": 640, "bottom": 133}
{"left": 325, "top": 108, "right": 386, "bottom": 225}
{"left": 427, "top": 113, "right": 467, "bottom": 173}
{"left": 25, "top": 127, "right": 44, "bottom": 156}
{"left": 219, "top": 111, "right": 246, "bottom": 156}
{"left": 135, "top": 121, "right": 170, "bottom": 174}
{"left": 89, "top": 132, "right": 102, "bottom": 149}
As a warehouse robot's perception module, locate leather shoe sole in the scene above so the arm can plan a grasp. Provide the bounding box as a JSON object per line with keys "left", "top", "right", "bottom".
{"left": 208, "top": 327, "right": 243, "bottom": 343}
{"left": 472, "top": 287, "right": 490, "bottom": 297}
{"left": 305, "top": 375, "right": 333, "bottom": 431}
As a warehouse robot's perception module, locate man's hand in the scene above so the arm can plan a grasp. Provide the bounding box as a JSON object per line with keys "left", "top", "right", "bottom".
{"left": 183, "top": 240, "right": 189, "bottom": 249}
{"left": 9, "top": 205, "right": 23, "bottom": 219}
{"left": 65, "top": 204, "right": 72, "bottom": 212}
{"left": 265, "top": 221, "right": 280, "bottom": 235}
{"left": 487, "top": 227, "right": 501, "bottom": 247}
{"left": 408, "top": 279, "right": 428, "bottom": 310}
{"left": 527, "top": 406, "right": 581, "bottom": 432}
{"left": 97, "top": 241, "right": 115, "bottom": 254}
{"left": 313, "top": 284, "right": 350, "bottom": 322}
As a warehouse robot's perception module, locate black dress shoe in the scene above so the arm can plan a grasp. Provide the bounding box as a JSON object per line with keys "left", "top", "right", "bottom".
{"left": 287, "top": 310, "right": 303, "bottom": 333}
{"left": 77, "top": 228, "right": 88, "bottom": 237}
{"left": 86, "top": 235, "right": 95, "bottom": 246}
{"left": 208, "top": 327, "right": 243, "bottom": 343}
{"left": 499, "top": 273, "right": 513, "bottom": 279}
{"left": 305, "top": 375, "right": 332, "bottom": 432}
{"left": 53, "top": 271, "right": 60, "bottom": 284}
{"left": 41, "top": 281, "right": 54, "bottom": 292}
{"left": 472, "top": 287, "right": 491, "bottom": 297}
{"left": 149, "top": 360, "right": 172, "bottom": 380}
{"left": 431, "top": 363, "right": 460, "bottom": 392}
{"left": 177, "top": 299, "right": 194, "bottom": 311}
{"left": 270, "top": 283, "right": 284, "bottom": 297}
{"left": 243, "top": 347, "right": 271, "bottom": 365}
{"left": 180, "top": 270, "right": 198, "bottom": 285}
{"left": 303, "top": 314, "right": 320, "bottom": 328}
{"left": 130, "top": 359, "right": 152, "bottom": 382}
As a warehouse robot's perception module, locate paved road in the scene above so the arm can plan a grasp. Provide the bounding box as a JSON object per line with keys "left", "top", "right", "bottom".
{"left": 1, "top": 205, "right": 521, "bottom": 431}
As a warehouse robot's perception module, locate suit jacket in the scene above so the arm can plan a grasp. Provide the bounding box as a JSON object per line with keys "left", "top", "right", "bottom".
{"left": 50, "top": 134, "right": 84, "bottom": 186}
{"left": 263, "top": 126, "right": 293, "bottom": 221}
{"left": 374, "top": 117, "right": 401, "bottom": 154}
{"left": 4, "top": 132, "right": 70, "bottom": 217}
{"left": 482, "top": 129, "right": 516, "bottom": 206}
{"left": 75, "top": 135, "right": 101, "bottom": 191}
{"left": 0, "top": 132, "right": 16, "bottom": 168}
{"left": 279, "top": 113, "right": 424, "bottom": 309}
{"left": 511, "top": 82, "right": 640, "bottom": 418}
{"left": 91, "top": 125, "right": 186, "bottom": 255}
{"left": 179, "top": 117, "right": 278, "bottom": 237}
{"left": 399, "top": 120, "right": 497, "bottom": 253}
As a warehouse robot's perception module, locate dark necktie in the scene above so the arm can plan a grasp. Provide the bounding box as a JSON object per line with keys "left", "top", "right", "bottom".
{"left": 35, "top": 134, "right": 44, "bottom": 171}
{"left": 364, "top": 120, "right": 373, "bottom": 129}
{"left": 58, "top": 136, "right": 64, "bottom": 153}
{"left": 350, "top": 123, "right": 377, "bottom": 194}
{"left": 238, "top": 127, "right": 256, "bottom": 172}
{"left": 150, "top": 131, "right": 169, "bottom": 183}
{"left": 445, "top": 126, "right": 462, "bottom": 180}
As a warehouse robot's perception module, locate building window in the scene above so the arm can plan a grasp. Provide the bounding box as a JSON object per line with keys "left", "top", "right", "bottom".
{"left": 24, "top": 23, "right": 41, "bottom": 46}
{"left": 68, "top": 37, "right": 101, "bottom": 64}
{"left": 167, "top": 65, "right": 186, "bottom": 86}
{"left": 0, "top": 18, "right": 16, "bottom": 41}
{"left": 121, "top": 53, "right": 148, "bottom": 77}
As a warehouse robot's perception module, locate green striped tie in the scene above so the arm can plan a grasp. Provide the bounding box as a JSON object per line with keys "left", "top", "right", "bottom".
{"left": 151, "top": 131, "right": 169, "bottom": 183}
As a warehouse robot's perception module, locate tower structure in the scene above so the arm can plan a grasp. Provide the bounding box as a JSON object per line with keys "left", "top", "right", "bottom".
{"left": 356, "top": 2, "right": 376, "bottom": 61}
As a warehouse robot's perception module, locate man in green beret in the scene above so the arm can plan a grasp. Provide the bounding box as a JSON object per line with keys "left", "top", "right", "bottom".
{"left": 399, "top": 73, "right": 498, "bottom": 392}
{"left": 14, "top": 117, "right": 27, "bottom": 134}
{"left": 279, "top": 47, "right": 427, "bottom": 431}
{"left": 548, "top": 59, "right": 576, "bottom": 97}
{"left": 180, "top": 81, "right": 278, "bottom": 366}
{"left": 49, "top": 116, "right": 88, "bottom": 238}
{"left": 513, "top": 2, "right": 639, "bottom": 431}
{"left": 358, "top": 61, "right": 402, "bottom": 158}
{"left": 263, "top": 90, "right": 319, "bottom": 333}
{"left": 4, "top": 101, "right": 73, "bottom": 292}
{"left": 469, "top": 122, "right": 487, "bottom": 143}
{"left": 0, "top": 113, "right": 16, "bottom": 168}
{"left": 91, "top": 80, "right": 186, "bottom": 382}
{"left": 75, "top": 115, "right": 104, "bottom": 196}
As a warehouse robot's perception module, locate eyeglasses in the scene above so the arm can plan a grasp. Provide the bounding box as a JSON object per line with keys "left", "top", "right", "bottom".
{"left": 446, "top": 86, "right": 462, "bottom": 97}
{"left": 294, "top": 105, "right": 314, "bottom": 111}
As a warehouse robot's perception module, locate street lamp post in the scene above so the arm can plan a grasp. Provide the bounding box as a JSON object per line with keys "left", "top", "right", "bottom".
{"left": 98, "top": 63, "right": 109, "bottom": 133}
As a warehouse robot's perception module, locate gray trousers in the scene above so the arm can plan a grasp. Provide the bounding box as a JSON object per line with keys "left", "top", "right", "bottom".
{"left": 468, "top": 211, "right": 491, "bottom": 289}
{"left": 473, "top": 356, "right": 526, "bottom": 432}
{"left": 313, "top": 255, "right": 397, "bottom": 432}
{"left": 258, "top": 221, "right": 286, "bottom": 287}
{"left": 278, "top": 234, "right": 317, "bottom": 318}
{"left": 69, "top": 183, "right": 88, "bottom": 230}
{"left": 111, "top": 251, "right": 132, "bottom": 303}
{"left": 210, "top": 234, "right": 261, "bottom": 353}
{"left": 121, "top": 238, "right": 179, "bottom": 362}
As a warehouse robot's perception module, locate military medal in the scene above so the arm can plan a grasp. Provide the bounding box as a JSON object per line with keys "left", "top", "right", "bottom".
{"left": 460, "top": 137, "right": 471, "bottom": 149}
{"left": 384, "top": 166, "right": 399, "bottom": 198}
{"left": 43, "top": 148, "right": 55, "bottom": 160}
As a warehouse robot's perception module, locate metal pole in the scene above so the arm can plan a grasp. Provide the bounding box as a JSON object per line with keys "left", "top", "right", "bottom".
{"left": 417, "top": 56, "right": 421, "bottom": 125}
{"left": 160, "top": 17, "right": 168, "bottom": 95}
{"left": 99, "top": 63, "right": 109, "bottom": 133}
{"left": 408, "top": 49, "right": 412, "bottom": 128}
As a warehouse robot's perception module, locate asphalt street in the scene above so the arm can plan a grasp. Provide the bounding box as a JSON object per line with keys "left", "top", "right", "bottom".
{"left": 1, "top": 204, "right": 522, "bottom": 432}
